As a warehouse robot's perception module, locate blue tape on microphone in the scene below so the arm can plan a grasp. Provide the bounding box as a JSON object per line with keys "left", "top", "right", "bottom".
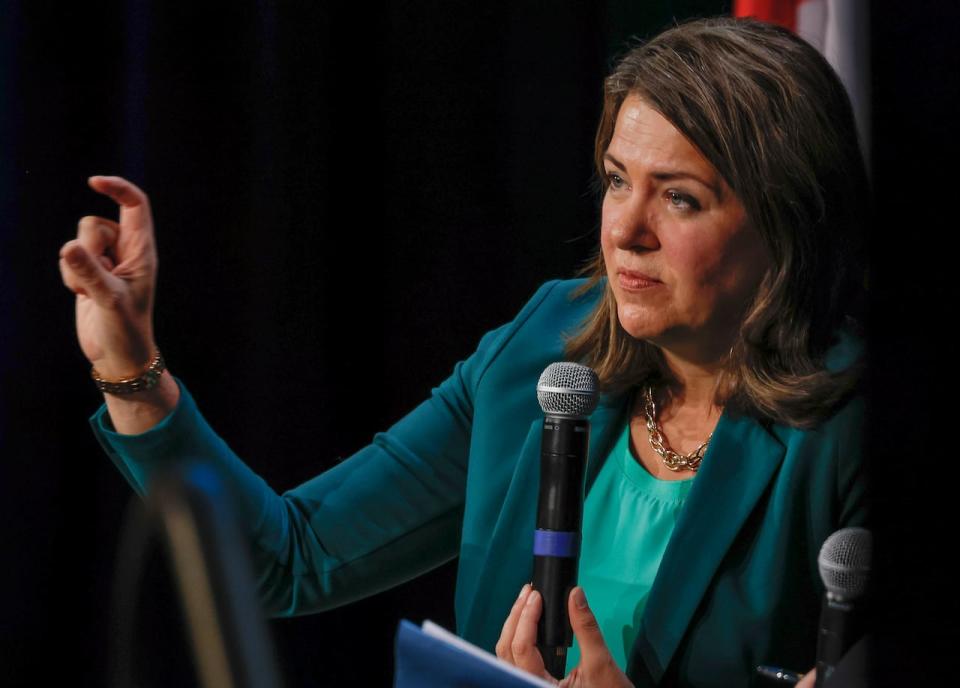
{"left": 533, "top": 529, "right": 579, "bottom": 558}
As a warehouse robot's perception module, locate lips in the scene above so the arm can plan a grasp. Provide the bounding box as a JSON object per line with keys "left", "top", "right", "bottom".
{"left": 617, "top": 268, "right": 661, "bottom": 290}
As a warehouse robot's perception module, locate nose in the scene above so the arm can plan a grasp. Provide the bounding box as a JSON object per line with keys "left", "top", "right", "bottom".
{"left": 607, "top": 192, "right": 660, "bottom": 252}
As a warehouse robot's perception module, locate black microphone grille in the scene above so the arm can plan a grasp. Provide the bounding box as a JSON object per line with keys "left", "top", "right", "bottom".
{"left": 817, "top": 527, "right": 872, "bottom": 601}
{"left": 536, "top": 362, "right": 599, "bottom": 417}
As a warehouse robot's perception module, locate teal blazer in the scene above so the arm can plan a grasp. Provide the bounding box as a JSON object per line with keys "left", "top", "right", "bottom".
{"left": 92, "top": 279, "right": 867, "bottom": 687}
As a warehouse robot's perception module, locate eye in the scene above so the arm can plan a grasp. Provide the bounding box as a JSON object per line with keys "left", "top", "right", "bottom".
{"left": 606, "top": 172, "right": 626, "bottom": 190}
{"left": 667, "top": 190, "right": 700, "bottom": 212}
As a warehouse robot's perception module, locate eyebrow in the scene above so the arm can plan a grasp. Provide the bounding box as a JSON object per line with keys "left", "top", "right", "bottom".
{"left": 603, "top": 152, "right": 724, "bottom": 201}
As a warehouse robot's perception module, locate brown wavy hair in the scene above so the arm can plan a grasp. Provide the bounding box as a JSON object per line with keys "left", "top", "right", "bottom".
{"left": 565, "top": 16, "right": 869, "bottom": 428}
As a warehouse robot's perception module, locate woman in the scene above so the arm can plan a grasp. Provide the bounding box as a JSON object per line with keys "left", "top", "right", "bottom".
{"left": 494, "top": 17, "right": 868, "bottom": 686}
{"left": 60, "top": 16, "right": 868, "bottom": 688}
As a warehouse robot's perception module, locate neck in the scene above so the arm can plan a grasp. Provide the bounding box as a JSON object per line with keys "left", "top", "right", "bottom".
{"left": 656, "top": 348, "right": 727, "bottom": 417}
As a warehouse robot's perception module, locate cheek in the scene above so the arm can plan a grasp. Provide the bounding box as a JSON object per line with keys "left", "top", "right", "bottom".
{"left": 600, "top": 228, "right": 611, "bottom": 259}
{"left": 659, "top": 231, "right": 751, "bottom": 312}
{"left": 661, "top": 231, "right": 721, "bottom": 286}
{"left": 599, "top": 199, "right": 611, "bottom": 240}
{"left": 599, "top": 219, "right": 616, "bottom": 270}
{"left": 681, "top": 235, "right": 769, "bottom": 313}
{"left": 718, "top": 229, "right": 771, "bottom": 294}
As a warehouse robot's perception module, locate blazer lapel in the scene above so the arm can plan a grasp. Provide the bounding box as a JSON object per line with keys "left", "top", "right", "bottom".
{"left": 584, "top": 393, "right": 630, "bottom": 494}
{"left": 630, "top": 412, "right": 786, "bottom": 683}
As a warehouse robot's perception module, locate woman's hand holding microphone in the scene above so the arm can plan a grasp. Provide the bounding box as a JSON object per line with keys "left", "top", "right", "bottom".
{"left": 497, "top": 585, "right": 633, "bottom": 688}
{"left": 59, "top": 176, "right": 179, "bottom": 433}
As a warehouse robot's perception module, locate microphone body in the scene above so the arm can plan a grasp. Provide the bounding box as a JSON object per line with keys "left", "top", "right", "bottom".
{"left": 815, "top": 593, "right": 867, "bottom": 685}
{"left": 532, "top": 363, "right": 598, "bottom": 680}
{"left": 533, "top": 414, "right": 588, "bottom": 676}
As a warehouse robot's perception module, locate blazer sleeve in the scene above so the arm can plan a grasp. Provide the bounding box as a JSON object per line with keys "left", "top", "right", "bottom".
{"left": 90, "top": 279, "right": 561, "bottom": 616}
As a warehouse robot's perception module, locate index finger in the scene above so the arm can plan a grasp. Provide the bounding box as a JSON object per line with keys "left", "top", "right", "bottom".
{"left": 496, "top": 584, "right": 532, "bottom": 661}
{"left": 88, "top": 175, "right": 147, "bottom": 207}
{"left": 511, "top": 590, "right": 550, "bottom": 679}
{"left": 88, "top": 175, "right": 152, "bottom": 229}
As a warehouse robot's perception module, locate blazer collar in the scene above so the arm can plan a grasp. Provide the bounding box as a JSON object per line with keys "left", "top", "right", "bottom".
{"left": 630, "top": 409, "right": 786, "bottom": 682}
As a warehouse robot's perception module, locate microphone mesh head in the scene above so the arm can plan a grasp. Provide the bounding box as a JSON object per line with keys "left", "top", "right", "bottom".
{"left": 817, "top": 527, "right": 872, "bottom": 600}
{"left": 536, "top": 363, "right": 599, "bottom": 417}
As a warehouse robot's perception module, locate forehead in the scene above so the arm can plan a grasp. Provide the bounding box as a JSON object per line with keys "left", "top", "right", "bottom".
{"left": 607, "top": 94, "right": 715, "bottom": 175}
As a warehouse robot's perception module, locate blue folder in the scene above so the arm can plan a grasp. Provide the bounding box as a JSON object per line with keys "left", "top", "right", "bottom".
{"left": 394, "top": 619, "right": 554, "bottom": 688}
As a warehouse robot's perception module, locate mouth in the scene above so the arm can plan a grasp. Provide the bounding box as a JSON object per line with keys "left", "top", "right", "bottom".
{"left": 616, "top": 268, "right": 661, "bottom": 291}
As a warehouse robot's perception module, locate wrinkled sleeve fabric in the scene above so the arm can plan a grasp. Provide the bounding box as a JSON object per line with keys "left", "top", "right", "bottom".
{"left": 90, "top": 279, "right": 561, "bottom": 616}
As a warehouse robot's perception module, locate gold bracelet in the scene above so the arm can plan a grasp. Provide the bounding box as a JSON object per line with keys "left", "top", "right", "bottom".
{"left": 91, "top": 350, "right": 166, "bottom": 395}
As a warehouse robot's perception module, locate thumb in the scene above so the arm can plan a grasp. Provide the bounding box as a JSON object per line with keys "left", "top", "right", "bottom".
{"left": 568, "top": 587, "right": 614, "bottom": 669}
{"left": 61, "top": 241, "right": 123, "bottom": 308}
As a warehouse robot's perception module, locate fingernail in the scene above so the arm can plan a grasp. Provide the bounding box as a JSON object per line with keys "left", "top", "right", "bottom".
{"left": 573, "top": 587, "right": 588, "bottom": 609}
{"left": 525, "top": 590, "right": 538, "bottom": 607}
{"left": 517, "top": 583, "right": 530, "bottom": 601}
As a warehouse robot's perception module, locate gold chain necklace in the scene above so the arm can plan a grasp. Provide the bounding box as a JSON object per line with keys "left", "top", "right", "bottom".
{"left": 642, "top": 386, "right": 711, "bottom": 472}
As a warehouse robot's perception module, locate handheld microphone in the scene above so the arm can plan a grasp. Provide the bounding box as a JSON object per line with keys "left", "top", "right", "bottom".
{"left": 814, "top": 527, "right": 872, "bottom": 687}
{"left": 532, "top": 362, "right": 598, "bottom": 680}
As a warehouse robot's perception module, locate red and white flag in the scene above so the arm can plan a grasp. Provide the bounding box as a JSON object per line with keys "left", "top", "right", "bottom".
{"left": 734, "top": 0, "right": 871, "bottom": 165}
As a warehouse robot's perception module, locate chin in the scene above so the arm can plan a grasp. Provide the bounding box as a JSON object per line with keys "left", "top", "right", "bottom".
{"left": 616, "top": 305, "right": 663, "bottom": 342}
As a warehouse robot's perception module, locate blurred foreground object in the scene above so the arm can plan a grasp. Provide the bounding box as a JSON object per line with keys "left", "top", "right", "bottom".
{"left": 111, "top": 463, "right": 284, "bottom": 688}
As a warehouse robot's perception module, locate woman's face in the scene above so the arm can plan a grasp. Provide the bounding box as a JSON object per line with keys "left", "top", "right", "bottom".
{"left": 601, "top": 94, "right": 771, "bottom": 364}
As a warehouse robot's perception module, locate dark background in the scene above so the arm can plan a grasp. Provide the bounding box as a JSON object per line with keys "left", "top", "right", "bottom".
{"left": 1, "top": 1, "right": 957, "bottom": 685}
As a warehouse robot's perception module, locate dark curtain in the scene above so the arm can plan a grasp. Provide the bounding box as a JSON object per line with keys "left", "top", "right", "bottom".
{"left": 3, "top": 1, "right": 958, "bottom": 686}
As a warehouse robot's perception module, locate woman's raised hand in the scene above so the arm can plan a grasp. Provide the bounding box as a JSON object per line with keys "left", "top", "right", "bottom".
{"left": 496, "top": 584, "right": 633, "bottom": 688}
{"left": 60, "top": 176, "right": 178, "bottom": 433}
{"left": 59, "top": 176, "right": 158, "bottom": 379}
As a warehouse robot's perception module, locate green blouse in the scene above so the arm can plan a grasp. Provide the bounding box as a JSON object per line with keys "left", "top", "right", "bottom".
{"left": 565, "top": 420, "right": 694, "bottom": 675}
